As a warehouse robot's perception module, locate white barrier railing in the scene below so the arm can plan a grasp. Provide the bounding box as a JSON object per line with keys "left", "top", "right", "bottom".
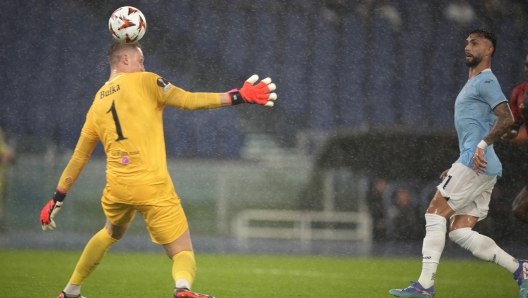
{"left": 232, "top": 209, "right": 372, "bottom": 243}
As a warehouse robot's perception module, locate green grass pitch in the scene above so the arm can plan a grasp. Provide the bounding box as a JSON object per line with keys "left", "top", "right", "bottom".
{"left": 0, "top": 249, "right": 519, "bottom": 297}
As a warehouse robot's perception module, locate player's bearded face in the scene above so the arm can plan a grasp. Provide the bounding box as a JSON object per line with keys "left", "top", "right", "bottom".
{"left": 464, "top": 34, "right": 491, "bottom": 68}
{"left": 465, "top": 52, "right": 483, "bottom": 68}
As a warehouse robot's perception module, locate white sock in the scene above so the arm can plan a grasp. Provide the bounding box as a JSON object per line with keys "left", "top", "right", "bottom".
{"left": 63, "top": 282, "right": 81, "bottom": 296}
{"left": 418, "top": 214, "right": 446, "bottom": 289}
{"left": 449, "top": 228, "right": 519, "bottom": 273}
{"left": 176, "top": 278, "right": 191, "bottom": 290}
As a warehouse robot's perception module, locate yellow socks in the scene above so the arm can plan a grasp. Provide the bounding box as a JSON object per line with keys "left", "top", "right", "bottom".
{"left": 70, "top": 229, "right": 118, "bottom": 285}
{"left": 172, "top": 250, "right": 196, "bottom": 289}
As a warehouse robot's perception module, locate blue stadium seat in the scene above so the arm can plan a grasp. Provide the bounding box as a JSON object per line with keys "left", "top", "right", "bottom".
{"left": 278, "top": 8, "right": 311, "bottom": 130}
{"left": 164, "top": 109, "right": 192, "bottom": 157}
{"left": 309, "top": 14, "right": 338, "bottom": 130}
{"left": 166, "top": 1, "right": 193, "bottom": 36}
{"left": 399, "top": 28, "right": 426, "bottom": 125}
{"left": 495, "top": 18, "right": 522, "bottom": 97}
{"left": 222, "top": 7, "right": 250, "bottom": 75}
{"left": 214, "top": 108, "right": 244, "bottom": 158}
{"left": 397, "top": 0, "right": 432, "bottom": 125}
{"left": 368, "top": 16, "right": 397, "bottom": 125}
{"left": 251, "top": 9, "right": 280, "bottom": 78}
{"left": 400, "top": 0, "right": 433, "bottom": 42}
{"left": 339, "top": 13, "right": 367, "bottom": 127}
{"left": 51, "top": 5, "right": 102, "bottom": 149}
{"left": 192, "top": 110, "right": 218, "bottom": 158}
{"left": 427, "top": 18, "right": 460, "bottom": 126}
{"left": 145, "top": 57, "right": 170, "bottom": 77}
{"left": 194, "top": 5, "right": 221, "bottom": 55}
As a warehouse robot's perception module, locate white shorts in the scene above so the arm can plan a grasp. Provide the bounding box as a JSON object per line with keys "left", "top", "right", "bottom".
{"left": 436, "top": 162, "right": 497, "bottom": 221}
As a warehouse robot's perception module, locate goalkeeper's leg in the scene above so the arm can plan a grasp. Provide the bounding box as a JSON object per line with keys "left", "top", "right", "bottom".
{"left": 62, "top": 220, "right": 127, "bottom": 297}
{"left": 164, "top": 229, "right": 196, "bottom": 290}
{"left": 165, "top": 229, "right": 213, "bottom": 297}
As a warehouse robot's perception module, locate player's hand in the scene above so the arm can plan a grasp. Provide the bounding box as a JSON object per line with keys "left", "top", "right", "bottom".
{"left": 229, "top": 75, "right": 277, "bottom": 107}
{"left": 439, "top": 168, "right": 450, "bottom": 179}
{"left": 472, "top": 147, "right": 487, "bottom": 175}
{"left": 502, "top": 123, "right": 520, "bottom": 141}
{"left": 40, "top": 189, "right": 67, "bottom": 231}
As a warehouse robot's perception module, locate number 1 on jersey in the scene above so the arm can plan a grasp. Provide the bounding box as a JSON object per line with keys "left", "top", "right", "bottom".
{"left": 107, "top": 100, "right": 127, "bottom": 141}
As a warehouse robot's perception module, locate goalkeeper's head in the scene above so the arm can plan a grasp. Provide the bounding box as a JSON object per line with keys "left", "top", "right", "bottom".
{"left": 107, "top": 41, "right": 144, "bottom": 75}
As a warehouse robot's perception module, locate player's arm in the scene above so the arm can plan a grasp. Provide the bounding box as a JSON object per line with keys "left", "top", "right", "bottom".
{"left": 484, "top": 102, "right": 515, "bottom": 145}
{"left": 40, "top": 113, "right": 99, "bottom": 231}
{"left": 503, "top": 87, "right": 523, "bottom": 140}
{"left": 163, "top": 75, "right": 277, "bottom": 110}
{"left": 472, "top": 101, "right": 514, "bottom": 174}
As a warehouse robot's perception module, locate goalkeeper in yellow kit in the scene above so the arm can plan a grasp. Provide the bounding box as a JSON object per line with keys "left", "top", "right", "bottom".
{"left": 39, "top": 42, "right": 277, "bottom": 298}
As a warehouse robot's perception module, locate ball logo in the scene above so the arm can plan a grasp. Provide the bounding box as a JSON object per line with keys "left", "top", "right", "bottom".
{"left": 156, "top": 77, "right": 173, "bottom": 94}
{"left": 121, "top": 156, "right": 130, "bottom": 165}
{"left": 157, "top": 77, "right": 169, "bottom": 87}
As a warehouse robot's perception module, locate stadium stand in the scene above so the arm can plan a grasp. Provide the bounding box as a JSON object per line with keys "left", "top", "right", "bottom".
{"left": 368, "top": 15, "right": 397, "bottom": 124}
{"left": 3, "top": 0, "right": 528, "bottom": 159}
{"left": 338, "top": 12, "right": 367, "bottom": 128}
{"left": 276, "top": 6, "right": 312, "bottom": 137}
{"left": 309, "top": 11, "right": 339, "bottom": 130}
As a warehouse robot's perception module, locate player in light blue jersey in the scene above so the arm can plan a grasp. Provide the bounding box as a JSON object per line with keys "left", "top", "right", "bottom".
{"left": 454, "top": 68, "right": 508, "bottom": 177}
{"left": 390, "top": 29, "right": 528, "bottom": 298}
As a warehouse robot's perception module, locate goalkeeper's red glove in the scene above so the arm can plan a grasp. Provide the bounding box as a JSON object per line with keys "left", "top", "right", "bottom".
{"left": 40, "top": 188, "right": 67, "bottom": 231}
{"left": 229, "top": 75, "right": 277, "bottom": 107}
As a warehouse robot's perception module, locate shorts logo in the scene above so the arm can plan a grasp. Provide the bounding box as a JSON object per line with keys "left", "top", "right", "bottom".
{"left": 156, "top": 77, "right": 173, "bottom": 94}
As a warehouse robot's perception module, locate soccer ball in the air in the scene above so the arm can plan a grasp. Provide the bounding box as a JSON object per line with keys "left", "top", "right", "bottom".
{"left": 108, "top": 6, "right": 147, "bottom": 44}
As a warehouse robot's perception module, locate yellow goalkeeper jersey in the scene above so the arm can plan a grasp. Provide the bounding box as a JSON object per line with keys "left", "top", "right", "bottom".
{"left": 57, "top": 71, "right": 221, "bottom": 205}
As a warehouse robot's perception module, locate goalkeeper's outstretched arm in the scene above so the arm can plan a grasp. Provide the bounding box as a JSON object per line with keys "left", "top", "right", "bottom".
{"left": 163, "top": 75, "right": 277, "bottom": 110}
{"left": 40, "top": 132, "right": 98, "bottom": 231}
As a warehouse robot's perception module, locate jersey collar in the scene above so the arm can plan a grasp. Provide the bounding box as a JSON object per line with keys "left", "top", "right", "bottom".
{"left": 106, "top": 73, "right": 124, "bottom": 84}
{"left": 475, "top": 68, "right": 491, "bottom": 77}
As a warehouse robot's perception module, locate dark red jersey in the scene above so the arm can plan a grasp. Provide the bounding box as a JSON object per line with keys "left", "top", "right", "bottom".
{"left": 510, "top": 81, "right": 528, "bottom": 128}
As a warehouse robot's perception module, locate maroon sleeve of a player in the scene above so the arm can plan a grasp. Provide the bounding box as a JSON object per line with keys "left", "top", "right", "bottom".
{"left": 510, "top": 85, "right": 524, "bottom": 125}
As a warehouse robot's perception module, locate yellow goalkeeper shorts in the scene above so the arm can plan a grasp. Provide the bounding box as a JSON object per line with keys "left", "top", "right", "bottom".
{"left": 101, "top": 196, "right": 189, "bottom": 245}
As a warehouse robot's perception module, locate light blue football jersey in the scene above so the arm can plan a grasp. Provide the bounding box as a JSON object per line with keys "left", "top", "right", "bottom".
{"left": 454, "top": 69, "right": 507, "bottom": 177}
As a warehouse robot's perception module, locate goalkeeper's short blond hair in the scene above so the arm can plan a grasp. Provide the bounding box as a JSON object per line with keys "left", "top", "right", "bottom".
{"left": 107, "top": 41, "right": 141, "bottom": 67}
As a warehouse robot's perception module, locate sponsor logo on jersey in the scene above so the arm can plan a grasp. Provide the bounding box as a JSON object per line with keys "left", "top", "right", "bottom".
{"left": 100, "top": 84, "right": 121, "bottom": 99}
{"left": 157, "top": 77, "right": 173, "bottom": 94}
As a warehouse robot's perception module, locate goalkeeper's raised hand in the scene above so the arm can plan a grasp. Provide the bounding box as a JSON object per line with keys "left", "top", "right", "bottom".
{"left": 229, "top": 75, "right": 277, "bottom": 107}
{"left": 40, "top": 188, "right": 67, "bottom": 231}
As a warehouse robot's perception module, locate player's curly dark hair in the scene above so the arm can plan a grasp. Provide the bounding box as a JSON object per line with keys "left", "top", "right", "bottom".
{"left": 470, "top": 28, "right": 497, "bottom": 57}
{"left": 107, "top": 41, "right": 141, "bottom": 66}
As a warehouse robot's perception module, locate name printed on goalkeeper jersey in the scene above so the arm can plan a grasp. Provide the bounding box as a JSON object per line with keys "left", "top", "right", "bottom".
{"left": 100, "top": 84, "right": 121, "bottom": 99}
